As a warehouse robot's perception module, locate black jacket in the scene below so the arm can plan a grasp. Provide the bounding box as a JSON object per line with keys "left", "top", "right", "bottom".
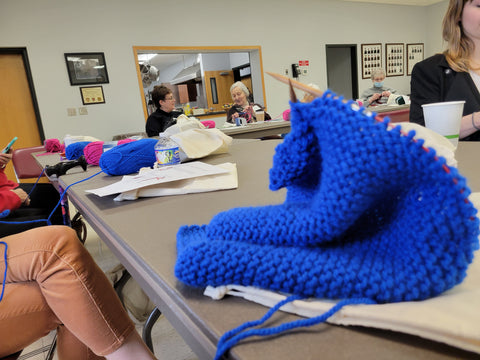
{"left": 145, "top": 109, "right": 182, "bottom": 137}
{"left": 410, "top": 53, "right": 480, "bottom": 141}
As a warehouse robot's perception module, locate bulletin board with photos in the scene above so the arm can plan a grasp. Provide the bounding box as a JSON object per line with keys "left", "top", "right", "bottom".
{"left": 361, "top": 43, "right": 382, "bottom": 79}
{"left": 406, "top": 43, "right": 424, "bottom": 76}
{"left": 385, "top": 43, "right": 404, "bottom": 77}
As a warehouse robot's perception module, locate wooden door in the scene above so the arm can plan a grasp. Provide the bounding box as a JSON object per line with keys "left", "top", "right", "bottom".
{"left": 0, "top": 52, "right": 43, "bottom": 182}
{"left": 204, "top": 70, "right": 234, "bottom": 112}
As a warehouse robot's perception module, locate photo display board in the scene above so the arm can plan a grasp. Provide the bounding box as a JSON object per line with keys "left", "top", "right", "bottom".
{"left": 361, "top": 43, "right": 382, "bottom": 79}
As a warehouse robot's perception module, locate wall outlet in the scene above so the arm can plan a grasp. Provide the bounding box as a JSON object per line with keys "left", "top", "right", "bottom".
{"left": 78, "top": 107, "right": 88, "bottom": 115}
{"left": 67, "top": 108, "right": 77, "bottom": 116}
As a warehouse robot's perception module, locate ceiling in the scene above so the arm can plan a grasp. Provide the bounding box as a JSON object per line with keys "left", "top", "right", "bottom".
{"left": 340, "top": 0, "right": 444, "bottom": 5}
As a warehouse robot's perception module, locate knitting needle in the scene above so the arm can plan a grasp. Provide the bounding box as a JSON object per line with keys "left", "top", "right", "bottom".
{"left": 266, "top": 72, "right": 324, "bottom": 98}
{"left": 265, "top": 71, "right": 385, "bottom": 122}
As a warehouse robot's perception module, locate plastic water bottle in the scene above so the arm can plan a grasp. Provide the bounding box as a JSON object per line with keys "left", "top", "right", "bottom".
{"left": 154, "top": 133, "right": 180, "bottom": 166}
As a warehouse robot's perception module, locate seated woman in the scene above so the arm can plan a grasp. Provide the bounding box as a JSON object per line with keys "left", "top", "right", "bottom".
{"left": 0, "top": 149, "right": 63, "bottom": 238}
{"left": 145, "top": 85, "right": 183, "bottom": 137}
{"left": 360, "top": 68, "right": 397, "bottom": 107}
{"left": 226, "top": 81, "right": 270, "bottom": 124}
{"left": 410, "top": 0, "right": 480, "bottom": 141}
{"left": 0, "top": 225, "right": 156, "bottom": 359}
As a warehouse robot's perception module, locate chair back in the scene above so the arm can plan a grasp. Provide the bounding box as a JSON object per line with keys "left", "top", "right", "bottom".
{"left": 11, "top": 145, "right": 46, "bottom": 181}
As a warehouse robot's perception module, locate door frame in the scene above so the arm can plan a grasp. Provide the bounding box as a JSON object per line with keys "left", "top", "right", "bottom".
{"left": 325, "top": 44, "right": 359, "bottom": 100}
{"left": 0, "top": 47, "right": 45, "bottom": 141}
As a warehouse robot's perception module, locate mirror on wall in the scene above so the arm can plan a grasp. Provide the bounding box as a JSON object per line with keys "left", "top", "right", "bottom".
{"left": 133, "top": 46, "right": 266, "bottom": 120}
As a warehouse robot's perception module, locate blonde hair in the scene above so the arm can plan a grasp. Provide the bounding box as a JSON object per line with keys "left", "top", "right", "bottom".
{"left": 442, "top": 0, "right": 475, "bottom": 72}
{"left": 370, "top": 68, "right": 386, "bottom": 80}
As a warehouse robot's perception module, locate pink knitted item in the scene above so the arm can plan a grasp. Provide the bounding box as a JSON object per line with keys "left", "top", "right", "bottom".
{"left": 84, "top": 139, "right": 136, "bottom": 165}
{"left": 83, "top": 141, "right": 104, "bottom": 165}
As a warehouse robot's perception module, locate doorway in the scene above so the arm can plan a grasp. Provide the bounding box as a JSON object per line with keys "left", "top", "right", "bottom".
{"left": 0, "top": 48, "right": 44, "bottom": 181}
{"left": 325, "top": 44, "right": 358, "bottom": 100}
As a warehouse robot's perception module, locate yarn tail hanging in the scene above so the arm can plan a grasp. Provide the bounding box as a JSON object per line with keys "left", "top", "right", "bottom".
{"left": 214, "top": 297, "right": 376, "bottom": 360}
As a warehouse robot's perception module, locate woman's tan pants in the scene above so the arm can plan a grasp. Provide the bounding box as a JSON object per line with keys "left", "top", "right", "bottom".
{"left": 0, "top": 226, "right": 135, "bottom": 359}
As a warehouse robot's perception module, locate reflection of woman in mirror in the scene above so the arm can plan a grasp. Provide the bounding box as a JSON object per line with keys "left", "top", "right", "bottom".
{"left": 145, "top": 85, "right": 182, "bottom": 137}
{"left": 226, "top": 81, "right": 270, "bottom": 123}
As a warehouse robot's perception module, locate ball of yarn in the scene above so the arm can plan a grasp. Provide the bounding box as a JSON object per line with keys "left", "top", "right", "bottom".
{"left": 44, "top": 138, "right": 65, "bottom": 153}
{"left": 99, "top": 138, "right": 157, "bottom": 176}
{"left": 201, "top": 120, "right": 216, "bottom": 129}
{"left": 65, "top": 141, "right": 91, "bottom": 160}
{"left": 83, "top": 141, "right": 104, "bottom": 165}
{"left": 282, "top": 109, "right": 291, "bottom": 121}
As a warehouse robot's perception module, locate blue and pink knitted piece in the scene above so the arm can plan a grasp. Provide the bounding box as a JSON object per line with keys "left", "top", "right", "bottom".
{"left": 175, "top": 92, "right": 479, "bottom": 303}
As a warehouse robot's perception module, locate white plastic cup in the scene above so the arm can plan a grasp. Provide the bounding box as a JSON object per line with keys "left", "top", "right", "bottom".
{"left": 421, "top": 101, "right": 465, "bottom": 147}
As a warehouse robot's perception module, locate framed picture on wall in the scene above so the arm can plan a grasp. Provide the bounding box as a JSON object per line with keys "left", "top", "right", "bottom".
{"left": 65, "top": 52, "right": 109, "bottom": 86}
{"left": 361, "top": 43, "right": 382, "bottom": 79}
{"left": 80, "top": 86, "right": 105, "bottom": 105}
{"left": 385, "top": 43, "right": 404, "bottom": 77}
{"left": 406, "top": 43, "right": 424, "bottom": 76}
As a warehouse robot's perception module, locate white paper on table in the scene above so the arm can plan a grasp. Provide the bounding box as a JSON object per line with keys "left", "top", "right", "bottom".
{"left": 86, "top": 161, "right": 229, "bottom": 197}
{"left": 114, "top": 162, "right": 238, "bottom": 201}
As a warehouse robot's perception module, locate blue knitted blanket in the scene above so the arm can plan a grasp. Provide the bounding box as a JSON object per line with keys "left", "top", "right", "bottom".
{"left": 175, "top": 92, "right": 479, "bottom": 303}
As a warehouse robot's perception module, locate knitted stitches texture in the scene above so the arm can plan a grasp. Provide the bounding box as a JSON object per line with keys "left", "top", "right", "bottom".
{"left": 175, "top": 92, "right": 480, "bottom": 303}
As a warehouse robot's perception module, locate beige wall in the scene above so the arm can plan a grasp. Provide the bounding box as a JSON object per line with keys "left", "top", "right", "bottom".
{"left": 0, "top": 0, "right": 448, "bottom": 141}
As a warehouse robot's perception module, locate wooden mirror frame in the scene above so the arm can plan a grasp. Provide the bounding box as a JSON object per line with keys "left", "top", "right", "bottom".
{"left": 132, "top": 45, "right": 267, "bottom": 121}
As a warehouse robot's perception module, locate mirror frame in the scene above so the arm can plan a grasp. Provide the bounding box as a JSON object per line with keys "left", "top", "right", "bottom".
{"left": 133, "top": 45, "right": 267, "bottom": 121}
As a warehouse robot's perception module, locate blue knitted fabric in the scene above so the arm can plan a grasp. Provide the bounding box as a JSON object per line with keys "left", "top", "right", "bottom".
{"left": 65, "top": 141, "right": 90, "bottom": 160}
{"left": 99, "top": 138, "right": 157, "bottom": 176}
{"left": 175, "top": 91, "right": 480, "bottom": 303}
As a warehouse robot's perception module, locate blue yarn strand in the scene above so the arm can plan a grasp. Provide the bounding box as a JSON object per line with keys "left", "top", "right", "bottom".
{"left": 26, "top": 168, "right": 45, "bottom": 199}
{"left": 0, "top": 241, "right": 7, "bottom": 302}
{"left": 47, "top": 169, "right": 104, "bottom": 225}
{"left": 0, "top": 169, "right": 103, "bottom": 226}
{"left": 217, "top": 294, "right": 303, "bottom": 351}
{"left": 214, "top": 297, "right": 376, "bottom": 360}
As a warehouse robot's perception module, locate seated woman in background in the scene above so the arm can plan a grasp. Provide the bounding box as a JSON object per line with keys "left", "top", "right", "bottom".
{"left": 410, "top": 0, "right": 480, "bottom": 141}
{"left": 0, "top": 226, "right": 157, "bottom": 359}
{"left": 360, "top": 68, "right": 397, "bottom": 107}
{"left": 145, "top": 85, "right": 183, "bottom": 137}
{"left": 226, "top": 81, "right": 271, "bottom": 124}
{"left": 0, "top": 149, "right": 63, "bottom": 237}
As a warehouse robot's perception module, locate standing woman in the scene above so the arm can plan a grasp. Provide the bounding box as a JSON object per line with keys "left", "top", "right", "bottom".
{"left": 226, "top": 81, "right": 270, "bottom": 124}
{"left": 410, "top": 0, "right": 480, "bottom": 141}
{"left": 145, "top": 85, "right": 183, "bottom": 137}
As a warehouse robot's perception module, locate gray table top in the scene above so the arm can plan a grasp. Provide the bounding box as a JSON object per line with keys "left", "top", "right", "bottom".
{"left": 40, "top": 140, "right": 479, "bottom": 360}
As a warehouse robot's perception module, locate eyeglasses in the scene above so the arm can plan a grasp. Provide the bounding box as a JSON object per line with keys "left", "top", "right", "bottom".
{"left": 164, "top": 96, "right": 174, "bottom": 101}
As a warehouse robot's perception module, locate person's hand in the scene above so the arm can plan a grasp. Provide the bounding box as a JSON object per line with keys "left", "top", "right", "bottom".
{"left": 244, "top": 105, "right": 255, "bottom": 117}
{"left": 11, "top": 188, "right": 30, "bottom": 206}
{"left": 0, "top": 152, "right": 12, "bottom": 167}
{"left": 369, "top": 93, "right": 381, "bottom": 104}
{"left": 381, "top": 91, "right": 391, "bottom": 97}
{"left": 232, "top": 112, "right": 240, "bottom": 120}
